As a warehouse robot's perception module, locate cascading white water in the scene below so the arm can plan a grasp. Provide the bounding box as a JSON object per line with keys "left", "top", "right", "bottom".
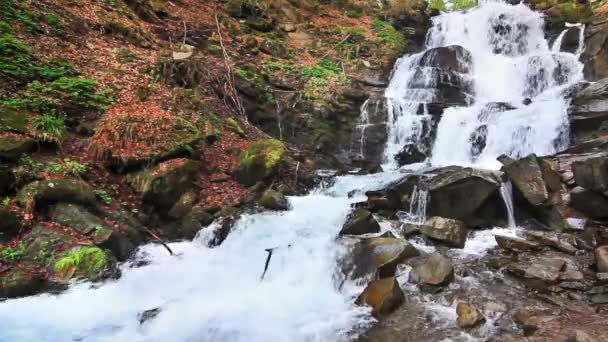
{"left": 383, "top": 0, "right": 584, "bottom": 169}
{"left": 499, "top": 180, "right": 516, "bottom": 228}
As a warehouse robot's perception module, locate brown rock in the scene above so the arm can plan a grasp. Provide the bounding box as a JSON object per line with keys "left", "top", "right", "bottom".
{"left": 456, "top": 302, "right": 485, "bottom": 328}
{"left": 356, "top": 277, "right": 404, "bottom": 317}
{"left": 410, "top": 253, "right": 454, "bottom": 286}
{"left": 495, "top": 235, "right": 540, "bottom": 252}
{"left": 421, "top": 217, "right": 468, "bottom": 248}
{"left": 596, "top": 246, "right": 608, "bottom": 272}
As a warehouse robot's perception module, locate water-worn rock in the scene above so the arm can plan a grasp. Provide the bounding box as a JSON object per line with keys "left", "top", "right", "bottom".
{"left": 368, "top": 237, "right": 419, "bottom": 278}
{"left": 20, "top": 224, "right": 73, "bottom": 264}
{"left": 570, "top": 78, "right": 608, "bottom": 142}
{"left": 419, "top": 45, "right": 472, "bottom": 74}
{"left": 410, "top": 253, "right": 454, "bottom": 286}
{"left": 495, "top": 235, "right": 541, "bottom": 252}
{"left": 572, "top": 154, "right": 608, "bottom": 194}
{"left": 168, "top": 191, "right": 198, "bottom": 219}
{"left": 456, "top": 302, "right": 484, "bottom": 329}
{"left": 0, "top": 207, "right": 21, "bottom": 243}
{"left": 428, "top": 167, "right": 501, "bottom": 226}
{"left": 525, "top": 231, "right": 578, "bottom": 254}
{"left": 127, "top": 158, "right": 200, "bottom": 214}
{"left": 395, "top": 144, "right": 427, "bottom": 166}
{"left": 356, "top": 277, "right": 404, "bottom": 317}
{"left": 499, "top": 153, "right": 561, "bottom": 206}
{"left": 421, "top": 216, "right": 467, "bottom": 248}
{"left": 0, "top": 269, "right": 46, "bottom": 299}
{"left": 507, "top": 257, "right": 565, "bottom": 288}
{"left": 16, "top": 179, "right": 96, "bottom": 210}
{"left": 177, "top": 206, "right": 215, "bottom": 239}
{"left": 259, "top": 189, "right": 289, "bottom": 210}
{"left": 570, "top": 186, "right": 608, "bottom": 219}
{"left": 340, "top": 209, "right": 380, "bottom": 236}
{"left": 596, "top": 246, "right": 608, "bottom": 273}
{"left": 356, "top": 190, "right": 401, "bottom": 214}
{"left": 234, "top": 139, "right": 285, "bottom": 186}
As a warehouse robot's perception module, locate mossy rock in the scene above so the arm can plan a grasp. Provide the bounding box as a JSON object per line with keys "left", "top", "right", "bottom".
{"left": 0, "top": 133, "right": 34, "bottom": 161}
{"left": 0, "top": 164, "right": 14, "bottom": 195}
{"left": 21, "top": 224, "right": 72, "bottom": 265}
{"left": 234, "top": 139, "right": 285, "bottom": 186}
{"left": 49, "top": 203, "right": 109, "bottom": 236}
{"left": 16, "top": 178, "right": 96, "bottom": 210}
{"left": 0, "top": 269, "right": 46, "bottom": 299}
{"left": 259, "top": 189, "right": 289, "bottom": 210}
{"left": 0, "top": 106, "right": 29, "bottom": 134}
{"left": 0, "top": 207, "right": 22, "bottom": 243}
{"left": 53, "top": 246, "right": 116, "bottom": 282}
{"left": 225, "top": 118, "right": 246, "bottom": 138}
{"left": 127, "top": 158, "right": 200, "bottom": 214}
{"left": 178, "top": 206, "right": 215, "bottom": 239}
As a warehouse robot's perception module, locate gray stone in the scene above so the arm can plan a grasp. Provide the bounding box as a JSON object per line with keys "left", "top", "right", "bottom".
{"left": 596, "top": 246, "right": 608, "bottom": 272}
{"left": 572, "top": 155, "right": 608, "bottom": 194}
{"left": 495, "top": 235, "right": 540, "bottom": 252}
{"left": 340, "top": 209, "right": 381, "bottom": 236}
{"left": 570, "top": 186, "right": 608, "bottom": 219}
{"left": 421, "top": 216, "right": 467, "bottom": 248}
{"left": 410, "top": 253, "right": 454, "bottom": 286}
{"left": 259, "top": 189, "right": 290, "bottom": 211}
{"left": 499, "top": 153, "right": 561, "bottom": 206}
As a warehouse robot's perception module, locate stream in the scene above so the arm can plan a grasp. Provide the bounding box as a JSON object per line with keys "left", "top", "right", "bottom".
{"left": 0, "top": 1, "right": 586, "bottom": 341}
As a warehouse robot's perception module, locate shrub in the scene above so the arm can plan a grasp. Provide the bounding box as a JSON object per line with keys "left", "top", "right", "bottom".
{"left": 32, "top": 114, "right": 66, "bottom": 142}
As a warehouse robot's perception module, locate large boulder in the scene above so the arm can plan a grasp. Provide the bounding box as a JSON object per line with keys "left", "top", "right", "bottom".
{"left": 368, "top": 237, "right": 419, "bottom": 278}
{"left": 420, "top": 216, "right": 468, "bottom": 248}
{"left": 395, "top": 144, "right": 427, "bottom": 166}
{"left": 52, "top": 246, "right": 117, "bottom": 282}
{"left": 0, "top": 133, "right": 34, "bottom": 161}
{"left": 356, "top": 277, "right": 404, "bottom": 317}
{"left": 19, "top": 224, "right": 73, "bottom": 265}
{"left": 428, "top": 167, "right": 501, "bottom": 227}
{"left": 507, "top": 257, "right": 566, "bottom": 289}
{"left": 419, "top": 46, "right": 472, "bottom": 74}
{"left": 570, "top": 78, "right": 608, "bottom": 143}
{"left": 339, "top": 209, "right": 381, "bottom": 236}
{"left": 409, "top": 253, "right": 454, "bottom": 286}
{"left": 570, "top": 186, "right": 608, "bottom": 219}
{"left": 0, "top": 207, "right": 21, "bottom": 243}
{"left": 127, "top": 158, "right": 200, "bottom": 215}
{"left": 0, "top": 106, "right": 30, "bottom": 134}
{"left": 499, "top": 154, "right": 562, "bottom": 206}
{"left": 571, "top": 154, "right": 608, "bottom": 194}
{"left": 0, "top": 269, "right": 46, "bottom": 299}
{"left": 259, "top": 189, "right": 290, "bottom": 210}
{"left": 16, "top": 179, "right": 96, "bottom": 210}
{"left": 234, "top": 139, "right": 285, "bottom": 186}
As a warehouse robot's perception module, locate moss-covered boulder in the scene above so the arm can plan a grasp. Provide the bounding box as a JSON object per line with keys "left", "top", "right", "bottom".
{"left": 177, "top": 206, "right": 215, "bottom": 239}
{"left": 0, "top": 207, "right": 22, "bottom": 243}
{"left": 90, "top": 104, "right": 201, "bottom": 172}
{"left": 0, "top": 133, "right": 34, "bottom": 161}
{"left": 0, "top": 269, "right": 46, "bottom": 299}
{"left": 127, "top": 158, "right": 200, "bottom": 214}
{"left": 259, "top": 189, "right": 290, "bottom": 210}
{"left": 53, "top": 246, "right": 117, "bottom": 282}
{"left": 235, "top": 139, "right": 285, "bottom": 186}
{"left": 16, "top": 178, "right": 96, "bottom": 210}
{"left": 49, "top": 203, "right": 108, "bottom": 235}
{"left": 20, "top": 224, "right": 73, "bottom": 265}
{"left": 0, "top": 106, "right": 30, "bottom": 134}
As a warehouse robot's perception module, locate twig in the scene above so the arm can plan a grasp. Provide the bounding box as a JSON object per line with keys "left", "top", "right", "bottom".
{"left": 320, "top": 34, "right": 351, "bottom": 60}
{"left": 214, "top": 15, "right": 246, "bottom": 120}
{"left": 143, "top": 228, "right": 174, "bottom": 256}
{"left": 182, "top": 21, "right": 187, "bottom": 46}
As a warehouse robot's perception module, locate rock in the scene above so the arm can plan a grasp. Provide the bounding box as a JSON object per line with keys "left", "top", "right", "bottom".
{"left": 568, "top": 330, "right": 600, "bottom": 342}
{"left": 597, "top": 272, "right": 608, "bottom": 282}
{"left": 0, "top": 164, "right": 13, "bottom": 195}
{"left": 499, "top": 153, "right": 561, "bottom": 206}
{"left": 590, "top": 294, "right": 608, "bottom": 304}
{"left": 582, "top": 20, "right": 608, "bottom": 80}
{"left": 495, "top": 235, "right": 541, "bottom": 252}
{"left": 572, "top": 155, "right": 608, "bottom": 194}
{"left": 395, "top": 144, "right": 426, "bottom": 166}
{"left": 259, "top": 189, "right": 290, "bottom": 210}
{"left": 456, "top": 302, "right": 485, "bottom": 328}
{"left": 421, "top": 217, "right": 467, "bottom": 248}
{"left": 234, "top": 139, "right": 285, "bottom": 186}
{"left": 596, "top": 246, "right": 608, "bottom": 273}
{"left": 168, "top": 191, "right": 198, "bottom": 219}
{"left": 570, "top": 186, "right": 608, "bottom": 219}
{"left": 356, "top": 277, "right": 404, "bottom": 317}
{"left": 525, "top": 231, "right": 578, "bottom": 254}
{"left": 428, "top": 167, "right": 501, "bottom": 226}
{"left": 20, "top": 224, "right": 73, "bottom": 265}
{"left": 0, "top": 133, "right": 34, "bottom": 161}
{"left": 0, "top": 106, "right": 30, "bottom": 134}
{"left": 127, "top": 158, "right": 200, "bottom": 215}
{"left": 470, "top": 125, "right": 488, "bottom": 158}
{"left": 368, "top": 237, "right": 419, "bottom": 278}
{"left": 260, "top": 40, "right": 287, "bottom": 58}
{"left": 0, "top": 269, "right": 46, "bottom": 299}
{"left": 410, "top": 253, "right": 454, "bottom": 286}
{"left": 419, "top": 45, "right": 472, "bottom": 74}
{"left": 177, "top": 206, "right": 214, "bottom": 240}
{"left": 49, "top": 203, "right": 108, "bottom": 236}
{"left": 507, "top": 257, "right": 565, "bottom": 288}
{"left": 0, "top": 207, "right": 21, "bottom": 243}
{"left": 340, "top": 209, "right": 381, "bottom": 236}
{"left": 53, "top": 246, "right": 117, "bottom": 282}
{"left": 138, "top": 308, "right": 161, "bottom": 325}
{"left": 16, "top": 179, "right": 96, "bottom": 210}
{"left": 358, "top": 190, "right": 401, "bottom": 213}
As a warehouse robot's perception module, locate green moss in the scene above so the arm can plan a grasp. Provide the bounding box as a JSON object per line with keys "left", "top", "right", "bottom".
{"left": 0, "top": 244, "right": 24, "bottom": 263}
{"left": 53, "top": 247, "right": 107, "bottom": 280}
{"left": 235, "top": 139, "right": 285, "bottom": 186}
{"left": 0, "top": 0, "right": 40, "bottom": 33}
{"left": 225, "top": 118, "right": 246, "bottom": 137}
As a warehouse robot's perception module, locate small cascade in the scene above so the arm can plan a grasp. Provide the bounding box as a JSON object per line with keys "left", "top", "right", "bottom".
{"left": 398, "top": 185, "right": 429, "bottom": 224}
{"left": 499, "top": 180, "right": 516, "bottom": 228}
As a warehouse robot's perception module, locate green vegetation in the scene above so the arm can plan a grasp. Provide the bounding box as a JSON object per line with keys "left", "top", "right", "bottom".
{"left": 45, "top": 158, "right": 87, "bottom": 177}
{"left": 235, "top": 139, "right": 285, "bottom": 186}
{"left": 94, "top": 189, "right": 114, "bottom": 205}
{"left": 32, "top": 114, "right": 65, "bottom": 142}
{"left": 2, "top": 197, "right": 9, "bottom": 206}
{"left": 0, "top": 244, "right": 24, "bottom": 263}
{"left": 371, "top": 19, "right": 406, "bottom": 49}
{"left": 225, "top": 118, "right": 246, "bottom": 137}
{"left": 345, "top": 10, "right": 363, "bottom": 18}
{"left": 54, "top": 247, "right": 108, "bottom": 280}
{"left": 429, "top": 0, "right": 477, "bottom": 11}
{"left": 0, "top": 0, "right": 39, "bottom": 33}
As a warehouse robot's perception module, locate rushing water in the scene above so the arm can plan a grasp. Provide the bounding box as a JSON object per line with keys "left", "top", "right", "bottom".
{"left": 0, "top": 1, "right": 586, "bottom": 341}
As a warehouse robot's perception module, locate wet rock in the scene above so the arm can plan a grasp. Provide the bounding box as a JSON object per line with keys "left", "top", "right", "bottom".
{"left": 368, "top": 237, "right": 419, "bottom": 278}
{"left": 0, "top": 207, "right": 21, "bottom": 243}
{"left": 127, "top": 158, "right": 200, "bottom": 215}
{"left": 570, "top": 186, "right": 608, "bottom": 219}
{"left": 410, "top": 253, "right": 454, "bottom": 286}
{"left": 356, "top": 277, "right": 404, "bottom": 317}
{"left": 507, "top": 257, "right": 565, "bottom": 288}
{"left": 16, "top": 179, "right": 96, "bottom": 210}
{"left": 420, "top": 217, "right": 467, "bottom": 248}
{"left": 596, "top": 246, "right": 608, "bottom": 272}
{"left": 395, "top": 144, "right": 426, "bottom": 166}
{"left": 456, "top": 302, "right": 485, "bottom": 329}
{"left": 470, "top": 125, "right": 488, "bottom": 158}
{"left": 419, "top": 45, "right": 472, "bottom": 74}
{"left": 177, "top": 206, "right": 214, "bottom": 240}
{"left": 358, "top": 190, "right": 401, "bottom": 213}
{"left": 499, "top": 153, "right": 561, "bottom": 206}
{"left": 495, "top": 235, "right": 540, "bottom": 252}
{"left": 428, "top": 167, "right": 501, "bottom": 226}
{"left": 259, "top": 189, "right": 289, "bottom": 211}
{"left": 138, "top": 307, "right": 161, "bottom": 324}
{"left": 0, "top": 269, "right": 46, "bottom": 299}
{"left": 340, "top": 209, "right": 380, "bottom": 236}
{"left": 168, "top": 191, "right": 198, "bottom": 219}
{"left": 525, "top": 231, "right": 578, "bottom": 254}
{"left": 582, "top": 19, "right": 608, "bottom": 80}
{"left": 572, "top": 155, "right": 608, "bottom": 194}
{"left": 234, "top": 139, "right": 285, "bottom": 186}
{"left": 207, "top": 216, "right": 238, "bottom": 247}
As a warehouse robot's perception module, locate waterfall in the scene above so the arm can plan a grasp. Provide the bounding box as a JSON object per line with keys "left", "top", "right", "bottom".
{"left": 499, "top": 180, "right": 516, "bottom": 228}
{"left": 382, "top": 1, "right": 584, "bottom": 169}
{"left": 398, "top": 185, "right": 429, "bottom": 224}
